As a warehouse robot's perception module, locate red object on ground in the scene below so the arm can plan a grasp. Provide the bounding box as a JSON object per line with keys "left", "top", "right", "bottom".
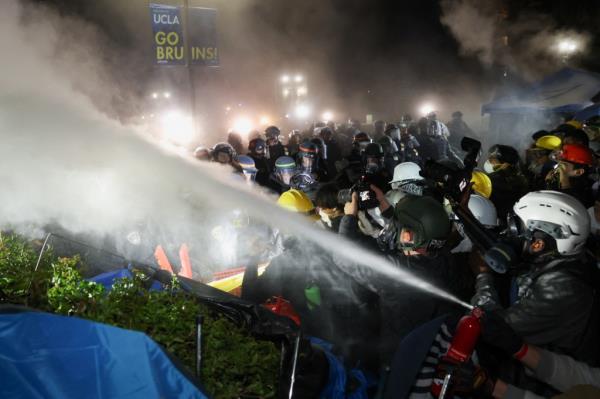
{"left": 263, "top": 296, "right": 301, "bottom": 326}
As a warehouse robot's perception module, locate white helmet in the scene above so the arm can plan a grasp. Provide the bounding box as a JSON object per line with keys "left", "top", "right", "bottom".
{"left": 390, "top": 162, "right": 423, "bottom": 189}
{"left": 468, "top": 195, "right": 498, "bottom": 228}
{"left": 513, "top": 190, "right": 590, "bottom": 256}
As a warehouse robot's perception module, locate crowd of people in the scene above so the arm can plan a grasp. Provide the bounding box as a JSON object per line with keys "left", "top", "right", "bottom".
{"left": 193, "top": 112, "right": 600, "bottom": 398}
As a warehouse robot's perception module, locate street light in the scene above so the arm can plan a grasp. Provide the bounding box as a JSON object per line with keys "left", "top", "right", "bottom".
{"left": 282, "top": 88, "right": 290, "bottom": 98}
{"left": 259, "top": 115, "right": 271, "bottom": 125}
{"left": 151, "top": 92, "right": 159, "bottom": 99}
{"left": 164, "top": 92, "right": 171, "bottom": 99}
{"left": 294, "top": 75, "right": 303, "bottom": 83}
{"left": 322, "top": 111, "right": 334, "bottom": 121}
{"left": 295, "top": 104, "right": 311, "bottom": 119}
{"left": 419, "top": 103, "right": 435, "bottom": 116}
{"left": 281, "top": 75, "right": 290, "bottom": 84}
{"left": 231, "top": 116, "right": 254, "bottom": 137}
{"left": 297, "top": 86, "right": 308, "bottom": 96}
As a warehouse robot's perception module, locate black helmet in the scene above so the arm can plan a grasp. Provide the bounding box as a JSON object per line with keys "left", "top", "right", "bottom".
{"left": 352, "top": 131, "right": 371, "bottom": 145}
{"left": 265, "top": 125, "right": 281, "bottom": 139}
{"left": 211, "top": 142, "right": 237, "bottom": 163}
{"left": 488, "top": 144, "right": 520, "bottom": 166}
{"left": 394, "top": 195, "right": 451, "bottom": 252}
{"left": 248, "top": 138, "right": 266, "bottom": 155}
{"left": 363, "top": 143, "right": 384, "bottom": 159}
{"left": 452, "top": 111, "right": 463, "bottom": 118}
{"left": 299, "top": 141, "right": 318, "bottom": 158}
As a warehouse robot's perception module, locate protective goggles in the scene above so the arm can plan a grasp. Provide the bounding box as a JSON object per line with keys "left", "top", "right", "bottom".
{"left": 507, "top": 213, "right": 572, "bottom": 240}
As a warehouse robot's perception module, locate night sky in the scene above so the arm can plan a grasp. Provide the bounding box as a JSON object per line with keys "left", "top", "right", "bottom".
{"left": 30, "top": 0, "right": 600, "bottom": 130}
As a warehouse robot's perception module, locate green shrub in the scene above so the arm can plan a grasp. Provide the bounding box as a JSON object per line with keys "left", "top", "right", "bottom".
{"left": 0, "top": 234, "right": 280, "bottom": 398}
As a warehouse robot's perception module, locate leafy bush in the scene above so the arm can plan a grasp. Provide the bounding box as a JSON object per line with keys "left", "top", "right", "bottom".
{"left": 0, "top": 233, "right": 279, "bottom": 398}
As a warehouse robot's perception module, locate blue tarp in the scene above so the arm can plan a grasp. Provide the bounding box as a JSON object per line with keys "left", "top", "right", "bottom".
{"left": 574, "top": 103, "right": 600, "bottom": 122}
{"left": 482, "top": 68, "right": 600, "bottom": 116}
{"left": 0, "top": 311, "right": 208, "bottom": 399}
{"left": 89, "top": 267, "right": 163, "bottom": 291}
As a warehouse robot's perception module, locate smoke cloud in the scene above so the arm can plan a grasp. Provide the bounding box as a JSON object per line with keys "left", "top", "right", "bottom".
{"left": 440, "top": 0, "right": 592, "bottom": 79}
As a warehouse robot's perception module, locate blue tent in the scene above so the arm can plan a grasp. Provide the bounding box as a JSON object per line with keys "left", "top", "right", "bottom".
{"left": 482, "top": 68, "right": 600, "bottom": 116}
{"left": 574, "top": 103, "right": 600, "bottom": 122}
{"left": 0, "top": 310, "right": 209, "bottom": 399}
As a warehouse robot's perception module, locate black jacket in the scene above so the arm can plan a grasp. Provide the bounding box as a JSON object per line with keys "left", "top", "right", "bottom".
{"left": 472, "top": 256, "right": 599, "bottom": 365}
{"left": 489, "top": 165, "right": 529, "bottom": 222}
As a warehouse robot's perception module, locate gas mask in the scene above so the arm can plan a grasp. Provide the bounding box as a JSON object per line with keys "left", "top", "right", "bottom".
{"left": 365, "top": 157, "right": 382, "bottom": 174}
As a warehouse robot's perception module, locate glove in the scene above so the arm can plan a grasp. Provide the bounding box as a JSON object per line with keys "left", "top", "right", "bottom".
{"left": 480, "top": 309, "right": 526, "bottom": 358}
{"left": 434, "top": 355, "right": 495, "bottom": 397}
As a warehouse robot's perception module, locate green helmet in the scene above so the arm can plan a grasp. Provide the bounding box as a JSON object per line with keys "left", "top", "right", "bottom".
{"left": 394, "top": 195, "right": 451, "bottom": 251}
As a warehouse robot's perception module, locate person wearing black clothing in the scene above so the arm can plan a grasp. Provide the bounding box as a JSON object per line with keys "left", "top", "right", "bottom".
{"left": 265, "top": 125, "right": 288, "bottom": 170}
{"left": 484, "top": 144, "right": 529, "bottom": 222}
{"left": 247, "top": 138, "right": 271, "bottom": 188}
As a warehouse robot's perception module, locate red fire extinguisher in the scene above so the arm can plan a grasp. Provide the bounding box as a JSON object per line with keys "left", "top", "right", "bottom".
{"left": 431, "top": 307, "right": 484, "bottom": 398}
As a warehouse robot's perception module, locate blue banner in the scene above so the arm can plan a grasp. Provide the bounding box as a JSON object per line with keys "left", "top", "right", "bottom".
{"left": 150, "top": 4, "right": 185, "bottom": 65}
{"left": 188, "top": 8, "right": 219, "bottom": 67}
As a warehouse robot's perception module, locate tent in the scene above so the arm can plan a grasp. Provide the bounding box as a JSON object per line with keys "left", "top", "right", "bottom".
{"left": 0, "top": 308, "right": 209, "bottom": 399}
{"left": 480, "top": 68, "right": 600, "bottom": 150}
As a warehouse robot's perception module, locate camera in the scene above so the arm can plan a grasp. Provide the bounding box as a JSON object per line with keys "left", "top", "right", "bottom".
{"left": 337, "top": 175, "right": 380, "bottom": 211}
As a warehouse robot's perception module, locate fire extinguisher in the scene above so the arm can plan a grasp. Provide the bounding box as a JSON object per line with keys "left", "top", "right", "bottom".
{"left": 431, "top": 307, "right": 484, "bottom": 398}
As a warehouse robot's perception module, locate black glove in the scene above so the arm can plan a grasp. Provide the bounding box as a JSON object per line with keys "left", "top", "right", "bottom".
{"left": 480, "top": 309, "right": 524, "bottom": 356}
{"left": 434, "top": 355, "right": 495, "bottom": 397}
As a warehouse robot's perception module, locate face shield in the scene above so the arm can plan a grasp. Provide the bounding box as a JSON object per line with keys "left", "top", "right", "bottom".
{"left": 389, "top": 128, "right": 401, "bottom": 141}
{"left": 277, "top": 167, "right": 295, "bottom": 186}
{"left": 366, "top": 156, "right": 382, "bottom": 173}
{"left": 300, "top": 154, "right": 315, "bottom": 173}
{"left": 242, "top": 169, "right": 257, "bottom": 183}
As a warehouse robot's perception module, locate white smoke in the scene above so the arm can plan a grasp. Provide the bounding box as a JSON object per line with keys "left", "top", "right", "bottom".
{"left": 0, "top": 0, "right": 472, "bottom": 310}
{"left": 440, "top": 0, "right": 592, "bottom": 79}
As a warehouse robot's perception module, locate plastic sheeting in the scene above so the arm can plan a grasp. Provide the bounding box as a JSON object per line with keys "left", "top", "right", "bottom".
{"left": 0, "top": 311, "right": 208, "bottom": 399}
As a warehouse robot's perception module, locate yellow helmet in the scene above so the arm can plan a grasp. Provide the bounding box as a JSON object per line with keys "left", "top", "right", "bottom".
{"left": 470, "top": 170, "right": 492, "bottom": 199}
{"left": 535, "top": 135, "right": 561, "bottom": 151}
{"left": 566, "top": 120, "right": 583, "bottom": 130}
{"left": 277, "top": 189, "right": 319, "bottom": 220}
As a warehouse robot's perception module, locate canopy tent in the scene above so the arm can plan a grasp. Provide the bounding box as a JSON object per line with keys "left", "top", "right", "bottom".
{"left": 480, "top": 68, "right": 600, "bottom": 151}
{"left": 0, "top": 309, "right": 209, "bottom": 399}
{"left": 482, "top": 68, "right": 600, "bottom": 116}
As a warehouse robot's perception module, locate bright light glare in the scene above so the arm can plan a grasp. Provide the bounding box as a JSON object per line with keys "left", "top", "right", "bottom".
{"left": 297, "top": 86, "right": 308, "bottom": 96}
{"left": 164, "top": 92, "right": 171, "bottom": 99}
{"left": 419, "top": 103, "right": 435, "bottom": 116}
{"left": 281, "top": 75, "right": 290, "bottom": 83}
{"left": 295, "top": 104, "right": 311, "bottom": 119}
{"left": 322, "top": 111, "right": 334, "bottom": 121}
{"left": 160, "top": 111, "right": 194, "bottom": 145}
{"left": 225, "top": 106, "right": 231, "bottom": 112}
{"left": 231, "top": 116, "right": 254, "bottom": 136}
{"left": 259, "top": 115, "right": 271, "bottom": 125}
{"left": 151, "top": 92, "right": 158, "bottom": 99}
{"left": 295, "top": 75, "right": 304, "bottom": 83}
{"left": 282, "top": 88, "right": 290, "bottom": 98}
{"left": 557, "top": 39, "right": 578, "bottom": 55}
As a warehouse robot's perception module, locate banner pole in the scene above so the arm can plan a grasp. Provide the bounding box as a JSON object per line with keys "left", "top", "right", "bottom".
{"left": 183, "top": 0, "right": 199, "bottom": 139}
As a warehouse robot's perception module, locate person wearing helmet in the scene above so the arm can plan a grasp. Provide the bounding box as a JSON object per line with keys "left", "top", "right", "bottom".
{"left": 377, "top": 135, "right": 401, "bottom": 176}
{"left": 237, "top": 155, "right": 258, "bottom": 184}
{"left": 267, "top": 156, "right": 296, "bottom": 194}
{"left": 472, "top": 190, "right": 599, "bottom": 365}
{"left": 287, "top": 130, "right": 302, "bottom": 159}
{"left": 400, "top": 123, "right": 421, "bottom": 165}
{"left": 296, "top": 140, "right": 328, "bottom": 184}
{"left": 451, "top": 194, "right": 499, "bottom": 254}
{"left": 227, "top": 131, "right": 245, "bottom": 156}
{"left": 373, "top": 120, "right": 387, "bottom": 140}
{"left": 470, "top": 170, "right": 492, "bottom": 199}
{"left": 265, "top": 125, "right": 288, "bottom": 170}
{"left": 336, "top": 193, "right": 466, "bottom": 367}
{"left": 319, "top": 127, "right": 342, "bottom": 178}
{"left": 211, "top": 142, "right": 237, "bottom": 165}
{"left": 362, "top": 142, "right": 392, "bottom": 193}
{"left": 525, "top": 135, "right": 561, "bottom": 190}
{"left": 446, "top": 111, "right": 474, "bottom": 152}
{"left": 248, "top": 138, "right": 270, "bottom": 187}
{"left": 484, "top": 144, "right": 529, "bottom": 221}
{"left": 193, "top": 146, "right": 210, "bottom": 162}
{"left": 389, "top": 162, "right": 426, "bottom": 197}
{"left": 545, "top": 143, "right": 595, "bottom": 207}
